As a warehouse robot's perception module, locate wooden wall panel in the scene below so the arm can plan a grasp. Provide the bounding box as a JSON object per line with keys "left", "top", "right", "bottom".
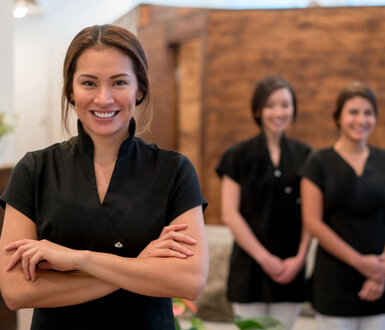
{"left": 203, "top": 7, "right": 385, "bottom": 224}
{"left": 176, "top": 39, "right": 203, "bottom": 180}
{"left": 117, "top": 5, "right": 385, "bottom": 224}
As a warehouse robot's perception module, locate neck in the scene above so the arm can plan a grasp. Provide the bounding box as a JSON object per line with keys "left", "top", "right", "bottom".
{"left": 92, "top": 134, "right": 128, "bottom": 163}
{"left": 263, "top": 129, "right": 283, "bottom": 148}
{"left": 334, "top": 135, "right": 367, "bottom": 154}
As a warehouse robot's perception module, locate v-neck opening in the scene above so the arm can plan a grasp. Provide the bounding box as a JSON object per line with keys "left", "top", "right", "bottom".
{"left": 96, "top": 161, "right": 117, "bottom": 205}
{"left": 332, "top": 147, "right": 371, "bottom": 178}
{"left": 77, "top": 119, "right": 136, "bottom": 206}
{"left": 262, "top": 133, "right": 285, "bottom": 170}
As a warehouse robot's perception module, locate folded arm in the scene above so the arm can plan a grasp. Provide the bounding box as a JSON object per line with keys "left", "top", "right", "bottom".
{"left": 76, "top": 206, "right": 208, "bottom": 300}
{"left": 0, "top": 204, "right": 118, "bottom": 310}
{"left": 1, "top": 204, "right": 207, "bottom": 310}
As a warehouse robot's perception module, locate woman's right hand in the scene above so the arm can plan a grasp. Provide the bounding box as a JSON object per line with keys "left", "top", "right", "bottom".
{"left": 138, "top": 224, "right": 197, "bottom": 259}
{"left": 355, "top": 254, "right": 385, "bottom": 282}
{"left": 359, "top": 278, "right": 385, "bottom": 302}
{"left": 259, "top": 253, "right": 284, "bottom": 279}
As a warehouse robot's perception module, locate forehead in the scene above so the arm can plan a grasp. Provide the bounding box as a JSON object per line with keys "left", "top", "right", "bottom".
{"left": 75, "top": 47, "right": 134, "bottom": 73}
{"left": 267, "top": 87, "right": 292, "bottom": 100}
{"left": 343, "top": 96, "right": 373, "bottom": 109}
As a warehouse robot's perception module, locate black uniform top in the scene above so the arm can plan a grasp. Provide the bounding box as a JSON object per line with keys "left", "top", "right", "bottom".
{"left": 216, "top": 133, "right": 311, "bottom": 303}
{"left": 0, "top": 120, "right": 207, "bottom": 330}
{"left": 300, "top": 147, "right": 385, "bottom": 316}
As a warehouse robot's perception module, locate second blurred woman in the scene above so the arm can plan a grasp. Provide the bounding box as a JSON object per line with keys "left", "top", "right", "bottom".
{"left": 301, "top": 81, "right": 385, "bottom": 330}
{"left": 216, "top": 76, "right": 312, "bottom": 329}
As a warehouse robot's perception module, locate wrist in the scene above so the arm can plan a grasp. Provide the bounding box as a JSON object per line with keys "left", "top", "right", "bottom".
{"left": 348, "top": 252, "right": 363, "bottom": 271}
{"left": 75, "top": 250, "right": 91, "bottom": 271}
{"left": 255, "top": 250, "right": 271, "bottom": 265}
{"left": 293, "top": 254, "right": 305, "bottom": 268}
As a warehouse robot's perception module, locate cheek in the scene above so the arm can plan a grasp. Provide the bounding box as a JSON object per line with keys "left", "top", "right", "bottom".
{"left": 369, "top": 117, "right": 377, "bottom": 127}
{"left": 260, "top": 109, "right": 271, "bottom": 122}
{"left": 285, "top": 108, "right": 294, "bottom": 120}
{"left": 72, "top": 89, "right": 90, "bottom": 105}
{"left": 118, "top": 91, "right": 137, "bottom": 106}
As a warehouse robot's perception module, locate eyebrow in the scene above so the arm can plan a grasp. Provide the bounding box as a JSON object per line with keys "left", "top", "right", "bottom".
{"left": 77, "top": 73, "right": 131, "bottom": 80}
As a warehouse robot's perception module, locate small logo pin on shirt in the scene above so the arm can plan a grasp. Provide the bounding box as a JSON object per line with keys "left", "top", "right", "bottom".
{"left": 284, "top": 186, "right": 293, "bottom": 194}
{"left": 114, "top": 242, "right": 123, "bottom": 248}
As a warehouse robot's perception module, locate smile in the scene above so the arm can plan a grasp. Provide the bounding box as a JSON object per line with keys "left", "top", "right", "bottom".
{"left": 93, "top": 111, "right": 117, "bottom": 118}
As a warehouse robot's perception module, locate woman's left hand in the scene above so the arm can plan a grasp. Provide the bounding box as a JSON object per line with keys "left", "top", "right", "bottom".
{"left": 272, "top": 256, "right": 303, "bottom": 284}
{"left": 358, "top": 279, "right": 385, "bottom": 302}
{"left": 4, "top": 239, "right": 80, "bottom": 281}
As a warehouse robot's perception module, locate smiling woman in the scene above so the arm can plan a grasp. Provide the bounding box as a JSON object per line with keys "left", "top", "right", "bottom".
{"left": 216, "top": 76, "right": 312, "bottom": 330}
{"left": 0, "top": 24, "right": 208, "bottom": 330}
{"left": 71, "top": 47, "right": 141, "bottom": 159}
{"left": 300, "top": 81, "right": 385, "bottom": 330}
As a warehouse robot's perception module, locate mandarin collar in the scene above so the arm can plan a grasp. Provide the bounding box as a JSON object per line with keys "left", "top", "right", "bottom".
{"left": 77, "top": 119, "right": 136, "bottom": 160}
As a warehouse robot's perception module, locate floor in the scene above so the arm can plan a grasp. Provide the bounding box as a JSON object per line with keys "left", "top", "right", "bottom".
{"left": 180, "top": 315, "right": 317, "bottom": 330}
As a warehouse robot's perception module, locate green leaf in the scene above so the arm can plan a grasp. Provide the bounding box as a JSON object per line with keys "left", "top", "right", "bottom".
{"left": 254, "top": 316, "right": 285, "bottom": 330}
{"left": 234, "top": 319, "right": 264, "bottom": 329}
{"left": 191, "top": 317, "right": 206, "bottom": 330}
{"left": 234, "top": 316, "right": 285, "bottom": 330}
{"left": 174, "top": 317, "right": 181, "bottom": 330}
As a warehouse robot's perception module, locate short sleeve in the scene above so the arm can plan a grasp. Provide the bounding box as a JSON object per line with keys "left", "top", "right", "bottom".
{"left": 0, "top": 152, "right": 36, "bottom": 221}
{"left": 168, "top": 155, "right": 207, "bottom": 221}
{"left": 299, "top": 150, "right": 325, "bottom": 191}
{"left": 216, "top": 145, "right": 242, "bottom": 183}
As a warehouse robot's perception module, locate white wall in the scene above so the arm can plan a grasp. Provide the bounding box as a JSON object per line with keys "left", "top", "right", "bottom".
{"left": 0, "top": 0, "right": 13, "bottom": 112}
{"left": 0, "top": 0, "right": 15, "bottom": 166}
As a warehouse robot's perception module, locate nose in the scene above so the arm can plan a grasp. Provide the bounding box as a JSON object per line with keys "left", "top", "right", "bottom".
{"left": 94, "top": 87, "right": 114, "bottom": 106}
{"left": 356, "top": 113, "right": 366, "bottom": 125}
{"left": 272, "top": 106, "right": 284, "bottom": 116}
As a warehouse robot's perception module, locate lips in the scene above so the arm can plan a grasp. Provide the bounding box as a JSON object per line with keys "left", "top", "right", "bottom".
{"left": 92, "top": 111, "right": 117, "bottom": 118}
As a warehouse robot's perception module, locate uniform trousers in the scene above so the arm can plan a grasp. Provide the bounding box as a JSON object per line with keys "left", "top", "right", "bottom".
{"left": 316, "top": 312, "right": 385, "bottom": 330}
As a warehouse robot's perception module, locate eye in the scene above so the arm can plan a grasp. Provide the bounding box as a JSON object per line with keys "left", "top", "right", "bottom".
{"left": 114, "top": 80, "right": 128, "bottom": 86}
{"left": 364, "top": 108, "right": 375, "bottom": 116}
{"left": 82, "top": 81, "right": 95, "bottom": 87}
{"left": 348, "top": 108, "right": 359, "bottom": 115}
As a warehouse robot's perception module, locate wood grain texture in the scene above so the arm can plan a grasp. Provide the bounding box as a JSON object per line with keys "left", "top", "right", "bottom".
{"left": 117, "top": 5, "right": 385, "bottom": 224}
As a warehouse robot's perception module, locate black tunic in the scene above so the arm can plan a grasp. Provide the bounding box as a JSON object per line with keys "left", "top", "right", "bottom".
{"left": 300, "top": 147, "right": 385, "bottom": 316}
{"left": 216, "top": 133, "right": 311, "bottom": 303}
{"left": 0, "top": 120, "right": 207, "bottom": 330}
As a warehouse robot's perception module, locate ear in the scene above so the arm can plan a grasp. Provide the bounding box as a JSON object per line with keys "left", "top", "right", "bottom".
{"left": 70, "top": 93, "right": 75, "bottom": 106}
{"left": 136, "top": 91, "right": 143, "bottom": 102}
{"left": 136, "top": 91, "right": 143, "bottom": 106}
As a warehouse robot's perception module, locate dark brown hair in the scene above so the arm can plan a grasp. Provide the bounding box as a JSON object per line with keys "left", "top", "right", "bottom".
{"left": 61, "top": 24, "right": 152, "bottom": 135}
{"left": 251, "top": 75, "right": 297, "bottom": 127}
{"left": 333, "top": 81, "right": 377, "bottom": 127}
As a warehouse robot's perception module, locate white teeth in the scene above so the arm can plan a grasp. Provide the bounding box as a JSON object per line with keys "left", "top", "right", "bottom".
{"left": 93, "top": 111, "right": 116, "bottom": 118}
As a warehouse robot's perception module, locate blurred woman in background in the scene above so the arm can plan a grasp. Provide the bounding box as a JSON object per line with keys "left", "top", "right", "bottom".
{"left": 217, "top": 75, "right": 312, "bottom": 329}
{"left": 301, "top": 81, "right": 385, "bottom": 330}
